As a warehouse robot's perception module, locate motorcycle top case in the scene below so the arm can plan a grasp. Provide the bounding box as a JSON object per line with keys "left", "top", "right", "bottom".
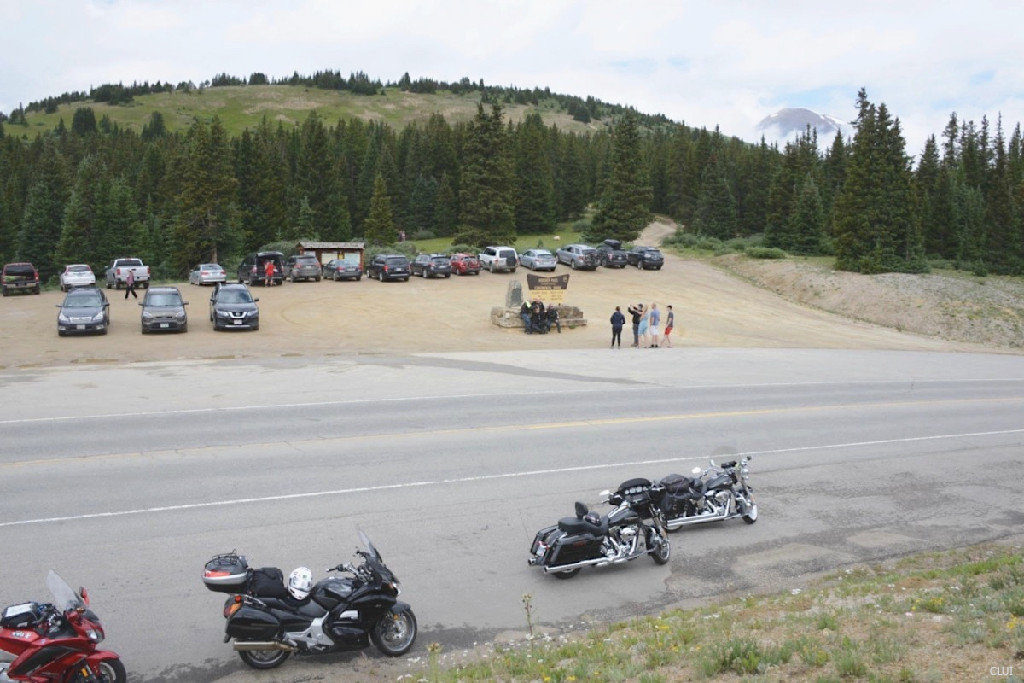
{"left": 203, "top": 552, "right": 249, "bottom": 593}
{"left": 1, "top": 601, "right": 46, "bottom": 629}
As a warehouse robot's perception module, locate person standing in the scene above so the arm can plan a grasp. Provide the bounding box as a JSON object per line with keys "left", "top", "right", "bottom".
{"left": 264, "top": 259, "right": 275, "bottom": 287}
{"left": 627, "top": 303, "right": 642, "bottom": 347}
{"left": 663, "top": 305, "right": 675, "bottom": 347}
{"left": 610, "top": 306, "right": 625, "bottom": 348}
{"left": 637, "top": 305, "right": 649, "bottom": 348}
{"left": 649, "top": 303, "right": 661, "bottom": 347}
{"left": 124, "top": 269, "right": 137, "bottom": 300}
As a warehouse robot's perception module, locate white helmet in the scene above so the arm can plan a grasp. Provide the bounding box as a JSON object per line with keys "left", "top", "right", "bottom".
{"left": 287, "top": 567, "right": 313, "bottom": 600}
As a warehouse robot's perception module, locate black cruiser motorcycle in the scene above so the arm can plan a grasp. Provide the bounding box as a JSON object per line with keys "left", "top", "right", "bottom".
{"left": 528, "top": 478, "right": 670, "bottom": 579}
{"left": 202, "top": 531, "right": 416, "bottom": 670}
{"left": 653, "top": 455, "right": 757, "bottom": 530}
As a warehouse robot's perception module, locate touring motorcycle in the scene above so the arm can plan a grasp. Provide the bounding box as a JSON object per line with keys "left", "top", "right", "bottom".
{"left": 528, "top": 478, "right": 670, "bottom": 579}
{"left": 202, "top": 531, "right": 416, "bottom": 670}
{"left": 652, "top": 455, "right": 757, "bottom": 530}
{"left": 0, "top": 570, "right": 126, "bottom": 682}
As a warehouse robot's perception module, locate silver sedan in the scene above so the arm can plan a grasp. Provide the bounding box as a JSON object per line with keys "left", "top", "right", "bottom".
{"left": 188, "top": 263, "right": 227, "bottom": 286}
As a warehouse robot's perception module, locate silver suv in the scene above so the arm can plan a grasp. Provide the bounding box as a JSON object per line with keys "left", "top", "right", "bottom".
{"left": 284, "top": 254, "right": 322, "bottom": 282}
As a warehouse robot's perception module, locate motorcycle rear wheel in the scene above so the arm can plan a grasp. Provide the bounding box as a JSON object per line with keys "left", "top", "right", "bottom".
{"left": 239, "top": 649, "right": 290, "bottom": 669}
{"left": 371, "top": 608, "right": 417, "bottom": 656}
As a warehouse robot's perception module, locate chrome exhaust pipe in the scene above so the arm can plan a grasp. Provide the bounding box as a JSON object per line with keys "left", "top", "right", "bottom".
{"left": 232, "top": 640, "right": 297, "bottom": 652}
{"left": 664, "top": 506, "right": 732, "bottom": 530}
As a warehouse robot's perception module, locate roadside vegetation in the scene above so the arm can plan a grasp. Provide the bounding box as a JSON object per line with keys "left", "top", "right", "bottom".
{"left": 407, "top": 542, "right": 1024, "bottom": 682}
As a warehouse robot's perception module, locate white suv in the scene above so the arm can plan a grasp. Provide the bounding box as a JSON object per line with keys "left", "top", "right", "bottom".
{"left": 478, "top": 246, "right": 518, "bottom": 273}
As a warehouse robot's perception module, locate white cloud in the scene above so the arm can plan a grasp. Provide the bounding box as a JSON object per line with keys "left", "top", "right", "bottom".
{"left": 1, "top": 0, "right": 1022, "bottom": 155}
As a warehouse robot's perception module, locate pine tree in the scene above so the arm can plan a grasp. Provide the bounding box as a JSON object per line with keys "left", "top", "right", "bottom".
{"left": 513, "top": 112, "right": 556, "bottom": 233}
{"left": 16, "top": 143, "right": 69, "bottom": 281}
{"left": 457, "top": 104, "right": 515, "bottom": 246}
{"left": 834, "top": 90, "right": 922, "bottom": 272}
{"left": 591, "top": 110, "right": 653, "bottom": 241}
{"left": 786, "top": 173, "right": 825, "bottom": 254}
{"left": 363, "top": 174, "right": 396, "bottom": 245}
{"left": 55, "top": 155, "right": 111, "bottom": 271}
{"left": 692, "top": 156, "right": 737, "bottom": 239}
{"left": 172, "top": 116, "right": 239, "bottom": 274}
{"left": 433, "top": 173, "right": 458, "bottom": 237}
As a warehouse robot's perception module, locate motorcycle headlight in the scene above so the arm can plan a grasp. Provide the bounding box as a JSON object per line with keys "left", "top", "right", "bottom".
{"left": 86, "top": 627, "right": 103, "bottom": 643}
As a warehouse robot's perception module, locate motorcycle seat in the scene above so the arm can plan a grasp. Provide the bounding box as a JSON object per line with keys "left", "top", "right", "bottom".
{"left": 557, "top": 516, "right": 606, "bottom": 535}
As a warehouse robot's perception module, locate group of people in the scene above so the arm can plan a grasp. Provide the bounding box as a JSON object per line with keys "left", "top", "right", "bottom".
{"left": 609, "top": 302, "right": 674, "bottom": 348}
{"left": 520, "top": 300, "right": 561, "bottom": 335}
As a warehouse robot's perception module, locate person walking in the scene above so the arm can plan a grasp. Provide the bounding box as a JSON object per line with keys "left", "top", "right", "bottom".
{"left": 649, "top": 303, "right": 661, "bottom": 347}
{"left": 124, "top": 269, "right": 137, "bottom": 300}
{"left": 610, "top": 306, "right": 625, "bottom": 348}
{"left": 627, "top": 303, "right": 642, "bottom": 347}
{"left": 663, "top": 305, "right": 675, "bottom": 347}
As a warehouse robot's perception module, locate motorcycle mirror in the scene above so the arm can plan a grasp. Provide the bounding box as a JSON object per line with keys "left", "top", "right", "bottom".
{"left": 79, "top": 587, "right": 89, "bottom": 606}
{"left": 691, "top": 466, "right": 702, "bottom": 475}
{"left": 599, "top": 489, "right": 611, "bottom": 498}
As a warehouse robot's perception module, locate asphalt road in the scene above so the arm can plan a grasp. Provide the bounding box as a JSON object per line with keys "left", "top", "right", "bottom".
{"left": 2, "top": 348, "right": 1023, "bottom": 681}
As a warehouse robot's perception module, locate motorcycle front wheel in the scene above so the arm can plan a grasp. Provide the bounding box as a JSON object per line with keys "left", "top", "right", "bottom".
{"left": 650, "top": 536, "right": 671, "bottom": 565}
{"left": 239, "top": 649, "right": 290, "bottom": 670}
{"left": 742, "top": 502, "right": 758, "bottom": 524}
{"left": 70, "top": 658, "right": 127, "bottom": 683}
{"left": 371, "top": 608, "right": 417, "bottom": 656}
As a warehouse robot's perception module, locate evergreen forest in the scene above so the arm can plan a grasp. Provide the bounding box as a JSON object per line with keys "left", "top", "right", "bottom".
{"left": 1, "top": 72, "right": 1022, "bottom": 283}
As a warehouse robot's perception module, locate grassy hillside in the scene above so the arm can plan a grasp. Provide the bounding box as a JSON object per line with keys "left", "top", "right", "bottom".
{"left": 11, "top": 85, "right": 609, "bottom": 137}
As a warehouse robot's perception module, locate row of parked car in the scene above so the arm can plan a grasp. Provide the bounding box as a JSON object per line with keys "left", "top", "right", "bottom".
{"left": 54, "top": 281, "right": 260, "bottom": 336}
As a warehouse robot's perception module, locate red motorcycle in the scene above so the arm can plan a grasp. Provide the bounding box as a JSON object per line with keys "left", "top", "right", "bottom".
{"left": 0, "top": 571, "right": 125, "bottom": 682}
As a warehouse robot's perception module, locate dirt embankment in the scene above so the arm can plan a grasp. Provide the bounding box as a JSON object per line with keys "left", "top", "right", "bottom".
{"left": 2, "top": 218, "right": 1021, "bottom": 370}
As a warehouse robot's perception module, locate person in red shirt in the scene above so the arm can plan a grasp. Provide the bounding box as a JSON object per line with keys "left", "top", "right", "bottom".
{"left": 264, "top": 260, "right": 275, "bottom": 286}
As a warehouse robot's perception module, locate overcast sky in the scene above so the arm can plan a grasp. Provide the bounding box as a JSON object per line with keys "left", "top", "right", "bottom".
{"left": 2, "top": 0, "right": 1022, "bottom": 155}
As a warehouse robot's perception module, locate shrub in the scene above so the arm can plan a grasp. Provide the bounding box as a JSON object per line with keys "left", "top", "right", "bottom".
{"left": 747, "top": 247, "right": 788, "bottom": 260}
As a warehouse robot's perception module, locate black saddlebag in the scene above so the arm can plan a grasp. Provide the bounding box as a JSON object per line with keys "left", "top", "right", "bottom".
{"left": 548, "top": 533, "right": 604, "bottom": 566}
{"left": 226, "top": 605, "right": 280, "bottom": 640}
{"left": 660, "top": 473, "right": 693, "bottom": 493}
{"left": 203, "top": 552, "right": 249, "bottom": 593}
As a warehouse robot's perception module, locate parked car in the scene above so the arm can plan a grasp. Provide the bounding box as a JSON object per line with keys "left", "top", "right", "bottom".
{"left": 519, "top": 249, "right": 557, "bottom": 271}
{"left": 2, "top": 262, "right": 41, "bottom": 296}
{"left": 59, "top": 264, "right": 97, "bottom": 291}
{"left": 411, "top": 253, "right": 453, "bottom": 278}
{"left": 366, "top": 254, "right": 411, "bottom": 282}
{"left": 450, "top": 253, "right": 481, "bottom": 276}
{"left": 238, "top": 251, "right": 285, "bottom": 286}
{"left": 283, "top": 253, "right": 322, "bottom": 283}
{"left": 105, "top": 257, "right": 150, "bottom": 289}
{"left": 478, "top": 246, "right": 518, "bottom": 273}
{"left": 627, "top": 246, "right": 665, "bottom": 270}
{"left": 140, "top": 286, "right": 188, "bottom": 333}
{"left": 56, "top": 287, "right": 109, "bottom": 336}
{"left": 556, "top": 244, "right": 599, "bottom": 270}
{"left": 322, "top": 258, "right": 363, "bottom": 281}
{"left": 595, "top": 239, "right": 629, "bottom": 268}
{"left": 188, "top": 263, "right": 227, "bottom": 286}
{"left": 209, "top": 283, "right": 259, "bottom": 331}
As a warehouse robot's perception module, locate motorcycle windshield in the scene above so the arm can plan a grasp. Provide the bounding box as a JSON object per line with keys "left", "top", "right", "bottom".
{"left": 357, "top": 529, "right": 395, "bottom": 582}
{"left": 46, "top": 570, "right": 84, "bottom": 612}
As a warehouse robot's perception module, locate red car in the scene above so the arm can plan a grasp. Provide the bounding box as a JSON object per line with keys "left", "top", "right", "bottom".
{"left": 450, "top": 253, "right": 481, "bottom": 276}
